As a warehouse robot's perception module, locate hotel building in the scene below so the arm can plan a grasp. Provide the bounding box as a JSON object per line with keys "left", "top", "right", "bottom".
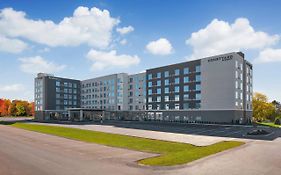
{"left": 34, "top": 52, "right": 253, "bottom": 124}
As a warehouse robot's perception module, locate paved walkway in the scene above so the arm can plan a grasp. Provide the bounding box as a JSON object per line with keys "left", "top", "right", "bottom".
{"left": 29, "top": 122, "right": 250, "bottom": 146}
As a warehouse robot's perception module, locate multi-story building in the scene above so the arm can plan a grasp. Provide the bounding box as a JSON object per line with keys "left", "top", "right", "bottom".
{"left": 34, "top": 52, "right": 253, "bottom": 124}
{"left": 34, "top": 73, "right": 81, "bottom": 120}
{"left": 81, "top": 73, "right": 129, "bottom": 111}
{"left": 146, "top": 52, "right": 253, "bottom": 123}
{"left": 128, "top": 72, "right": 146, "bottom": 111}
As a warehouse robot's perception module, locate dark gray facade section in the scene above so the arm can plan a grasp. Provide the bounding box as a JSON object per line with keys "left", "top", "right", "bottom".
{"left": 35, "top": 73, "right": 81, "bottom": 111}
{"left": 146, "top": 59, "right": 201, "bottom": 110}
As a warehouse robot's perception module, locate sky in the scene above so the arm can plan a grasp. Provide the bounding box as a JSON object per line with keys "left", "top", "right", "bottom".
{"left": 0, "top": 0, "right": 281, "bottom": 102}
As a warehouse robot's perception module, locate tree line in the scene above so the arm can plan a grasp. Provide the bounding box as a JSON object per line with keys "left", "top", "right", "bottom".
{"left": 253, "top": 92, "right": 280, "bottom": 123}
{"left": 0, "top": 99, "right": 34, "bottom": 117}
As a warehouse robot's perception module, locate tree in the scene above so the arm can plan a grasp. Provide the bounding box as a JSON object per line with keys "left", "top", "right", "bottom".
{"left": 253, "top": 92, "right": 275, "bottom": 122}
{"left": 8, "top": 100, "right": 17, "bottom": 116}
{"left": 16, "top": 103, "right": 26, "bottom": 116}
{"left": 0, "top": 99, "right": 11, "bottom": 116}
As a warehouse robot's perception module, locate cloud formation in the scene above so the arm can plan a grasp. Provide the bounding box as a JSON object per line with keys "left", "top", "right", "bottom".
{"left": 0, "top": 7, "right": 120, "bottom": 49}
{"left": 0, "top": 84, "right": 24, "bottom": 92}
{"left": 116, "top": 26, "right": 134, "bottom": 35}
{"left": 86, "top": 49, "right": 140, "bottom": 71}
{"left": 186, "top": 18, "right": 280, "bottom": 59}
{"left": 19, "top": 56, "right": 66, "bottom": 74}
{"left": 146, "top": 38, "right": 173, "bottom": 55}
{"left": 0, "top": 35, "right": 27, "bottom": 53}
{"left": 255, "top": 48, "right": 281, "bottom": 63}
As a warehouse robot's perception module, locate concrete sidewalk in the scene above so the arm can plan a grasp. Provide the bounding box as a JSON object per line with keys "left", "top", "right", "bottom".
{"left": 28, "top": 122, "right": 250, "bottom": 146}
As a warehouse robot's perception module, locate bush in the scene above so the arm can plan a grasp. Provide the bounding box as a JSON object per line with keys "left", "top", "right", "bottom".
{"left": 274, "top": 118, "right": 281, "bottom": 125}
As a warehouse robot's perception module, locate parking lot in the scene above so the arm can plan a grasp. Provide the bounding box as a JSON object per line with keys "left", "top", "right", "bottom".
{"left": 91, "top": 120, "right": 281, "bottom": 141}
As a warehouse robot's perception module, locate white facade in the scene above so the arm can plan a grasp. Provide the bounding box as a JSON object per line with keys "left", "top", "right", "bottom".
{"left": 128, "top": 72, "right": 147, "bottom": 111}
{"left": 201, "top": 52, "right": 253, "bottom": 111}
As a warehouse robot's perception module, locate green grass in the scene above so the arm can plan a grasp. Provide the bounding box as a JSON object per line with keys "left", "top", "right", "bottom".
{"left": 2, "top": 122, "right": 244, "bottom": 166}
{"left": 258, "top": 122, "right": 281, "bottom": 128}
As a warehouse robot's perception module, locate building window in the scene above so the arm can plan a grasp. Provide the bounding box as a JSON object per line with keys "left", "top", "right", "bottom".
{"left": 196, "top": 84, "right": 201, "bottom": 91}
{"left": 195, "top": 103, "right": 201, "bottom": 109}
{"left": 183, "top": 103, "right": 189, "bottom": 109}
{"left": 156, "top": 104, "right": 160, "bottom": 110}
{"left": 196, "top": 93, "right": 201, "bottom": 100}
{"left": 157, "top": 72, "right": 161, "bottom": 78}
{"left": 165, "top": 104, "right": 169, "bottom": 110}
{"left": 148, "top": 89, "right": 152, "bottom": 95}
{"left": 196, "top": 75, "right": 201, "bottom": 82}
{"left": 148, "top": 105, "right": 152, "bottom": 110}
{"left": 148, "top": 74, "right": 152, "bottom": 80}
{"left": 73, "top": 83, "right": 77, "bottom": 88}
{"left": 184, "top": 76, "right": 189, "bottom": 83}
{"left": 175, "top": 95, "right": 180, "bottom": 101}
{"left": 148, "top": 81, "right": 152, "bottom": 87}
{"left": 165, "top": 79, "right": 169, "bottom": 86}
{"left": 164, "top": 71, "right": 169, "bottom": 77}
{"left": 184, "top": 85, "right": 189, "bottom": 92}
{"left": 157, "top": 80, "right": 161, "bottom": 86}
{"left": 196, "top": 65, "right": 201, "bottom": 72}
{"left": 175, "top": 77, "right": 180, "bottom": 84}
{"left": 165, "top": 87, "right": 169, "bottom": 93}
{"left": 236, "top": 91, "right": 238, "bottom": 99}
{"left": 175, "top": 86, "right": 180, "bottom": 93}
{"left": 236, "top": 71, "right": 238, "bottom": 79}
{"left": 165, "top": 96, "right": 169, "bottom": 102}
{"left": 175, "top": 69, "right": 180, "bottom": 76}
{"left": 157, "top": 88, "right": 161, "bottom": 94}
{"left": 236, "top": 81, "right": 238, "bottom": 89}
{"left": 240, "top": 92, "right": 243, "bottom": 100}
{"left": 157, "top": 96, "right": 161, "bottom": 102}
{"left": 175, "top": 104, "right": 180, "bottom": 110}
{"left": 184, "top": 67, "right": 189, "bottom": 74}
{"left": 56, "top": 87, "right": 60, "bottom": 93}
{"left": 56, "top": 81, "right": 60, "bottom": 86}
{"left": 183, "top": 94, "right": 189, "bottom": 101}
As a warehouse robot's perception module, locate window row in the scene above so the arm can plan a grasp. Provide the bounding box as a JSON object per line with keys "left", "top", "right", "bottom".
{"left": 56, "top": 88, "right": 78, "bottom": 94}
{"left": 56, "top": 94, "right": 78, "bottom": 100}
{"left": 82, "top": 79, "right": 115, "bottom": 88}
{"left": 148, "top": 66, "right": 201, "bottom": 80}
{"left": 56, "top": 100, "right": 78, "bottom": 106}
{"left": 147, "top": 102, "right": 201, "bottom": 110}
{"left": 148, "top": 75, "right": 201, "bottom": 87}
{"left": 148, "top": 93, "right": 201, "bottom": 102}
{"left": 56, "top": 81, "right": 78, "bottom": 88}
{"left": 148, "top": 85, "right": 201, "bottom": 95}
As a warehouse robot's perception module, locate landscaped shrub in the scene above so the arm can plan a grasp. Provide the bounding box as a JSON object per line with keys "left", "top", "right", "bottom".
{"left": 274, "top": 118, "right": 281, "bottom": 125}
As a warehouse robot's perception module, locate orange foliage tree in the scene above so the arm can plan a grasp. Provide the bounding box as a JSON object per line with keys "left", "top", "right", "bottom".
{"left": 0, "top": 98, "right": 34, "bottom": 117}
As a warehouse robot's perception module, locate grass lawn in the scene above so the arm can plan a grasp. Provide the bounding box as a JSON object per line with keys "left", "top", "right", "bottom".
{"left": 258, "top": 122, "right": 281, "bottom": 128}
{"left": 1, "top": 122, "right": 244, "bottom": 166}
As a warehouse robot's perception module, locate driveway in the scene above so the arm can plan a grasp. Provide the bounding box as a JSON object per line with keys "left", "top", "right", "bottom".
{"left": 1, "top": 121, "right": 281, "bottom": 175}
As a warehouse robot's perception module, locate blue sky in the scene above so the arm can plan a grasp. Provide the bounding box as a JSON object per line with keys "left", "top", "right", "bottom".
{"left": 0, "top": 0, "right": 281, "bottom": 102}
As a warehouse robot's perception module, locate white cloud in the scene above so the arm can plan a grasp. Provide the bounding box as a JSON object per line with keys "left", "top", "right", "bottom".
{"left": 116, "top": 26, "right": 134, "bottom": 35}
{"left": 146, "top": 38, "right": 173, "bottom": 55}
{"left": 186, "top": 18, "right": 280, "bottom": 59}
{"left": 255, "top": 48, "right": 281, "bottom": 63}
{"left": 38, "top": 47, "right": 50, "bottom": 53}
{"left": 86, "top": 49, "right": 140, "bottom": 71}
{"left": 19, "top": 56, "right": 66, "bottom": 74}
{"left": 0, "top": 7, "right": 120, "bottom": 48}
{"left": 0, "top": 35, "right": 27, "bottom": 53}
{"left": 120, "top": 39, "right": 127, "bottom": 45}
{"left": 0, "top": 84, "right": 24, "bottom": 92}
